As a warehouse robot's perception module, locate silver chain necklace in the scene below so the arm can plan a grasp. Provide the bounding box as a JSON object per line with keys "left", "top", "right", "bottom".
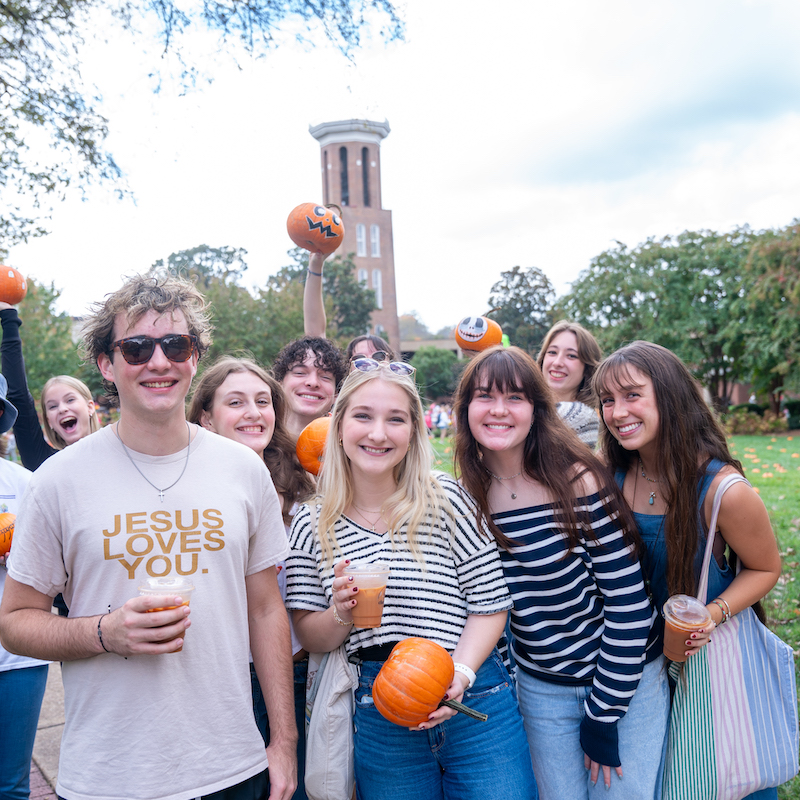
{"left": 116, "top": 422, "right": 192, "bottom": 502}
{"left": 638, "top": 457, "right": 661, "bottom": 506}
{"left": 486, "top": 468, "right": 522, "bottom": 500}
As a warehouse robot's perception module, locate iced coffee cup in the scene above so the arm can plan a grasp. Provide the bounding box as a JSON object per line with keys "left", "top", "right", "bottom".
{"left": 344, "top": 562, "right": 389, "bottom": 629}
{"left": 138, "top": 577, "right": 195, "bottom": 651}
{"left": 662, "top": 594, "right": 712, "bottom": 662}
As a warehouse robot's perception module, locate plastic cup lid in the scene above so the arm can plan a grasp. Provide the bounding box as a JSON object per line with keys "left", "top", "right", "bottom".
{"left": 138, "top": 577, "right": 195, "bottom": 593}
{"left": 663, "top": 594, "right": 710, "bottom": 624}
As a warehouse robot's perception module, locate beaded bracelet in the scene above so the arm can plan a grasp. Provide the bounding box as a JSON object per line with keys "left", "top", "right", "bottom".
{"left": 711, "top": 598, "right": 731, "bottom": 624}
{"left": 332, "top": 606, "right": 353, "bottom": 626}
{"left": 97, "top": 613, "right": 111, "bottom": 652}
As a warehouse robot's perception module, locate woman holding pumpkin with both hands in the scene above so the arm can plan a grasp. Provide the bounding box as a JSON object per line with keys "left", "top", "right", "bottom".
{"left": 284, "top": 357, "right": 536, "bottom": 800}
{"left": 453, "top": 345, "right": 663, "bottom": 800}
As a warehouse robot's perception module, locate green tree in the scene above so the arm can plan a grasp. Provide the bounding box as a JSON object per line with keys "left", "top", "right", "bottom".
{"left": 151, "top": 244, "right": 249, "bottom": 288}
{"left": 0, "top": 0, "right": 403, "bottom": 250}
{"left": 322, "top": 253, "right": 376, "bottom": 341}
{"left": 411, "top": 347, "right": 464, "bottom": 400}
{"left": 561, "top": 228, "right": 758, "bottom": 409}
{"left": 732, "top": 222, "right": 800, "bottom": 413}
{"left": 15, "top": 278, "right": 84, "bottom": 399}
{"left": 487, "top": 266, "right": 554, "bottom": 352}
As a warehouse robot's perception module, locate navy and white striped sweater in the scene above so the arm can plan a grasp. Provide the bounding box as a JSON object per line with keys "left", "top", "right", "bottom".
{"left": 495, "top": 488, "right": 655, "bottom": 766}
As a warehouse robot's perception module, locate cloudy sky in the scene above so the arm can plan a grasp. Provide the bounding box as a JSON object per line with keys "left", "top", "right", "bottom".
{"left": 7, "top": 0, "right": 800, "bottom": 334}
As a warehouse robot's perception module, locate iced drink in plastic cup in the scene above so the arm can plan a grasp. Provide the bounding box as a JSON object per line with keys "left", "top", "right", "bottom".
{"left": 138, "top": 577, "right": 195, "bottom": 652}
{"left": 343, "top": 562, "right": 389, "bottom": 628}
{"left": 662, "top": 594, "right": 712, "bottom": 662}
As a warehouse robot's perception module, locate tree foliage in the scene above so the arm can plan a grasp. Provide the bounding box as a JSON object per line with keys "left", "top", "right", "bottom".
{"left": 15, "top": 277, "right": 85, "bottom": 399}
{"left": 732, "top": 222, "right": 800, "bottom": 412}
{"left": 486, "top": 265, "right": 554, "bottom": 352}
{"left": 411, "top": 347, "right": 464, "bottom": 400}
{"left": 0, "top": 0, "right": 404, "bottom": 250}
{"left": 561, "top": 228, "right": 758, "bottom": 409}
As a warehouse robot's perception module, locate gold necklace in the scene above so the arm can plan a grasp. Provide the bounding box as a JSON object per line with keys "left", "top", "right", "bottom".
{"left": 351, "top": 503, "right": 384, "bottom": 533}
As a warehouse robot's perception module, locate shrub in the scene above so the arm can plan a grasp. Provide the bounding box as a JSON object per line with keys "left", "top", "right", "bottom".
{"left": 723, "top": 410, "right": 788, "bottom": 435}
{"left": 729, "top": 403, "right": 767, "bottom": 417}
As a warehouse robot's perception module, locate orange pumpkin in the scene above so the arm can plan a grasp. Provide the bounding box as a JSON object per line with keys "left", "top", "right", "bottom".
{"left": 373, "top": 638, "right": 454, "bottom": 726}
{"left": 454, "top": 316, "right": 503, "bottom": 352}
{"left": 0, "top": 513, "right": 15, "bottom": 558}
{"left": 296, "top": 416, "right": 331, "bottom": 476}
{"left": 0, "top": 267, "right": 27, "bottom": 305}
{"left": 286, "top": 203, "right": 345, "bottom": 256}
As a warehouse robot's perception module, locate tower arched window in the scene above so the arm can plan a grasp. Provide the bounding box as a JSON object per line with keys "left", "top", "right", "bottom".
{"left": 339, "top": 146, "right": 349, "bottom": 206}
{"left": 356, "top": 224, "right": 367, "bottom": 257}
{"left": 372, "top": 269, "right": 383, "bottom": 309}
{"left": 362, "top": 147, "right": 370, "bottom": 207}
{"left": 323, "top": 149, "right": 329, "bottom": 203}
{"left": 370, "top": 224, "right": 381, "bottom": 257}
{"left": 357, "top": 268, "right": 368, "bottom": 285}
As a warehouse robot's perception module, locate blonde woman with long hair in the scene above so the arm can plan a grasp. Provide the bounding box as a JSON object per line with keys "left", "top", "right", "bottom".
{"left": 285, "top": 358, "right": 535, "bottom": 800}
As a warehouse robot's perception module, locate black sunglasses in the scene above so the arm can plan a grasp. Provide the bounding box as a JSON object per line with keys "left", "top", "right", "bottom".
{"left": 109, "top": 334, "right": 199, "bottom": 365}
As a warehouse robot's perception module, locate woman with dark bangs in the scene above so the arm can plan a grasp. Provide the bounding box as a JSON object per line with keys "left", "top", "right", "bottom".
{"left": 594, "top": 341, "right": 781, "bottom": 800}
{"left": 453, "top": 345, "right": 665, "bottom": 800}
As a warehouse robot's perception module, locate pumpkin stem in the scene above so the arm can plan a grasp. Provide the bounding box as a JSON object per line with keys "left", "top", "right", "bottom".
{"left": 440, "top": 699, "right": 488, "bottom": 722}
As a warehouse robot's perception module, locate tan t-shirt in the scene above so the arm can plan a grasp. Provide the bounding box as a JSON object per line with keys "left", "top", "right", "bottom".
{"left": 9, "top": 425, "right": 288, "bottom": 800}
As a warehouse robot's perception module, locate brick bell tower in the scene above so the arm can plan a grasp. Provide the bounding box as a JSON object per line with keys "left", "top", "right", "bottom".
{"left": 308, "top": 119, "right": 400, "bottom": 352}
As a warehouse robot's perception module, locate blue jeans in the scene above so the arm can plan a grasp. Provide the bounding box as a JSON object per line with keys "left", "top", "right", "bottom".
{"left": 251, "top": 660, "right": 308, "bottom": 800}
{"left": 516, "top": 656, "right": 669, "bottom": 800}
{"left": 353, "top": 651, "right": 537, "bottom": 800}
{"left": 0, "top": 664, "right": 49, "bottom": 800}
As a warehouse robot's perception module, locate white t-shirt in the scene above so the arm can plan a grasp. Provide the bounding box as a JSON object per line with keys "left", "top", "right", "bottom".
{"left": 0, "top": 456, "right": 43, "bottom": 673}
{"left": 8, "top": 425, "right": 289, "bottom": 800}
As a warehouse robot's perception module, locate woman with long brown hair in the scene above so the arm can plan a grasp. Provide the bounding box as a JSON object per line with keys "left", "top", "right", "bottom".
{"left": 453, "top": 345, "right": 663, "bottom": 799}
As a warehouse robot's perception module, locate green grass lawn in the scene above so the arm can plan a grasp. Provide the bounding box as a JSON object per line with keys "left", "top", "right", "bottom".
{"left": 430, "top": 432, "right": 800, "bottom": 795}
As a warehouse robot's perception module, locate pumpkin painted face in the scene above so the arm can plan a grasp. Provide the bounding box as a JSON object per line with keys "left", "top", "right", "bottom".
{"left": 454, "top": 316, "right": 503, "bottom": 352}
{"left": 286, "top": 203, "right": 345, "bottom": 256}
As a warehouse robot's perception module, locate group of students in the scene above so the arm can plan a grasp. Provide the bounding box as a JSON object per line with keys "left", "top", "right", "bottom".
{"left": 0, "top": 263, "right": 785, "bottom": 800}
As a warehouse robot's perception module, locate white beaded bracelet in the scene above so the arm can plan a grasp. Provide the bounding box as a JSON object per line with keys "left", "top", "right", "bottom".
{"left": 453, "top": 662, "right": 476, "bottom": 688}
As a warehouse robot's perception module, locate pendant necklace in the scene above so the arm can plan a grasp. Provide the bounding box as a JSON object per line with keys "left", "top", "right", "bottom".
{"left": 116, "top": 422, "right": 192, "bottom": 503}
{"left": 638, "top": 457, "right": 662, "bottom": 506}
{"left": 352, "top": 503, "right": 384, "bottom": 533}
{"left": 486, "top": 468, "right": 522, "bottom": 500}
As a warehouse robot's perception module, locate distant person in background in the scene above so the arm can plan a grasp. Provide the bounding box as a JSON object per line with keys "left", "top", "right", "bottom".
{"left": 0, "top": 375, "right": 44, "bottom": 800}
{"left": 536, "top": 320, "right": 602, "bottom": 448}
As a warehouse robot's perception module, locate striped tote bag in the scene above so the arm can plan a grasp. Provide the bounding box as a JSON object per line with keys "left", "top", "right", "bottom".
{"left": 663, "top": 474, "right": 799, "bottom": 800}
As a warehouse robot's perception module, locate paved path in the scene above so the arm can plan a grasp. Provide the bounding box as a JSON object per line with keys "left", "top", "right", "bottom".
{"left": 31, "top": 660, "right": 62, "bottom": 799}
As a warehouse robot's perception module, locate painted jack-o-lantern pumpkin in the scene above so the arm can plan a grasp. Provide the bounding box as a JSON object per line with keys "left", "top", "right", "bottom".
{"left": 296, "top": 416, "right": 331, "bottom": 476}
{"left": 286, "top": 203, "right": 345, "bottom": 256}
{"left": 0, "top": 267, "right": 27, "bottom": 305}
{"left": 454, "top": 316, "right": 503, "bottom": 352}
{"left": 0, "top": 513, "right": 16, "bottom": 558}
{"left": 372, "top": 638, "right": 488, "bottom": 727}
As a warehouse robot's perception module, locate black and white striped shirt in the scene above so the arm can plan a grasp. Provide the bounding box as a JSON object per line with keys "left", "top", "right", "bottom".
{"left": 285, "top": 474, "right": 512, "bottom": 655}
{"left": 495, "top": 488, "right": 653, "bottom": 757}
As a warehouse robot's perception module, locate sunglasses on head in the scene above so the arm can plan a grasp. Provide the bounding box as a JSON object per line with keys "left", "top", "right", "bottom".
{"left": 350, "top": 350, "right": 389, "bottom": 363}
{"left": 351, "top": 357, "right": 415, "bottom": 377}
{"left": 109, "top": 334, "right": 199, "bottom": 365}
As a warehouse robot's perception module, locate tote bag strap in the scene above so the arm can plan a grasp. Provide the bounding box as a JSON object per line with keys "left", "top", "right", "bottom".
{"left": 696, "top": 473, "right": 750, "bottom": 603}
